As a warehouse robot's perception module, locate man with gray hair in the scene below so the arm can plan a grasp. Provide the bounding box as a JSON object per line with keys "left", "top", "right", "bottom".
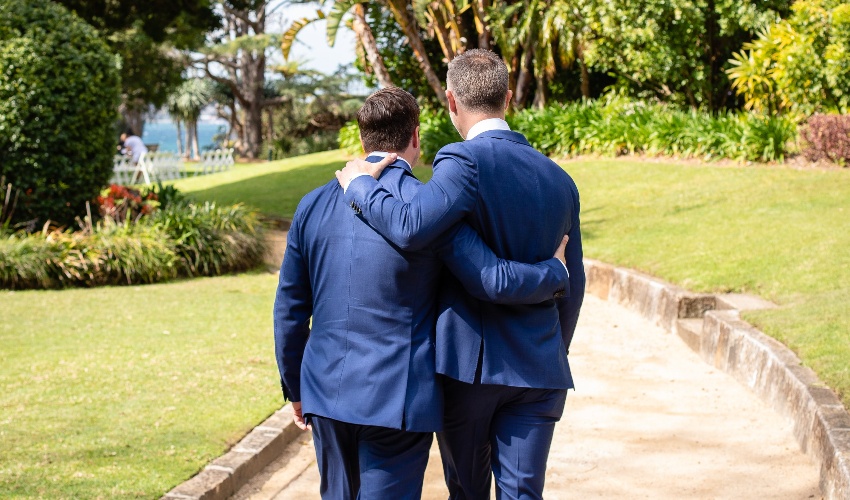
{"left": 336, "top": 49, "right": 585, "bottom": 499}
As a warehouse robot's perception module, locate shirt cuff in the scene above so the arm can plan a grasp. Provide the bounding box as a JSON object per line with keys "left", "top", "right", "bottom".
{"left": 343, "top": 172, "right": 371, "bottom": 193}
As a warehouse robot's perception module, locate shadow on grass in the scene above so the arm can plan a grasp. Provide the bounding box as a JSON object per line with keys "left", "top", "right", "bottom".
{"left": 185, "top": 159, "right": 346, "bottom": 218}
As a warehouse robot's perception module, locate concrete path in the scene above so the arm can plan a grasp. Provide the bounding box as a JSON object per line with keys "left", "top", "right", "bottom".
{"left": 234, "top": 295, "right": 821, "bottom": 499}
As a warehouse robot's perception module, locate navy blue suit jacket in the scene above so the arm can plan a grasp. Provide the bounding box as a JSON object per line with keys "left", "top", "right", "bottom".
{"left": 274, "top": 157, "right": 569, "bottom": 432}
{"left": 344, "top": 131, "right": 585, "bottom": 390}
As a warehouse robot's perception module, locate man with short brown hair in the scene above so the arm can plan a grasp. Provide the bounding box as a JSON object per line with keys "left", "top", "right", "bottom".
{"left": 274, "top": 86, "right": 570, "bottom": 499}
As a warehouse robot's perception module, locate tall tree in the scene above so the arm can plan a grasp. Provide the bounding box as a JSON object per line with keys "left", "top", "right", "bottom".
{"left": 167, "top": 78, "right": 214, "bottom": 160}
{"left": 385, "top": 0, "right": 448, "bottom": 105}
{"left": 196, "top": 0, "right": 274, "bottom": 159}
{"left": 281, "top": 1, "right": 394, "bottom": 88}
{"left": 56, "top": 0, "right": 218, "bottom": 134}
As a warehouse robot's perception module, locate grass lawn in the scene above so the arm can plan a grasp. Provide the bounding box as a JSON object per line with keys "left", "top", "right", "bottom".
{"left": 180, "top": 151, "right": 850, "bottom": 407}
{"left": 0, "top": 273, "right": 282, "bottom": 498}
{"left": 568, "top": 159, "right": 850, "bottom": 407}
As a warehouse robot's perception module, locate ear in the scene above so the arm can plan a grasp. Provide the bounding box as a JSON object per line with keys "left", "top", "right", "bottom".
{"left": 412, "top": 126, "right": 420, "bottom": 149}
{"left": 505, "top": 90, "right": 513, "bottom": 111}
{"left": 446, "top": 89, "right": 458, "bottom": 115}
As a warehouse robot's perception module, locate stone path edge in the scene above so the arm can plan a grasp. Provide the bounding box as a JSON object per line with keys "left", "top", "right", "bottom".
{"left": 162, "top": 258, "right": 850, "bottom": 500}
{"left": 161, "top": 406, "right": 300, "bottom": 500}
{"left": 584, "top": 258, "right": 850, "bottom": 500}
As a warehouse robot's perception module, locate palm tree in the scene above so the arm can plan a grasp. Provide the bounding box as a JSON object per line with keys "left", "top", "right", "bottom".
{"left": 282, "top": 1, "right": 394, "bottom": 89}
{"left": 167, "top": 78, "right": 214, "bottom": 160}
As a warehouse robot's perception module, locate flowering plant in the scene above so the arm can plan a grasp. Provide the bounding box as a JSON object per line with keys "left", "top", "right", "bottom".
{"left": 96, "top": 185, "right": 159, "bottom": 222}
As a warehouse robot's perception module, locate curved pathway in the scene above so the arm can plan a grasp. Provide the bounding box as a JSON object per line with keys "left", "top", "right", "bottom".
{"left": 234, "top": 294, "right": 821, "bottom": 499}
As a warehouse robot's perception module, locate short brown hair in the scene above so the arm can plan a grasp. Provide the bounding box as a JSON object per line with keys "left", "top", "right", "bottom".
{"left": 357, "top": 87, "right": 420, "bottom": 153}
{"left": 446, "top": 49, "right": 509, "bottom": 114}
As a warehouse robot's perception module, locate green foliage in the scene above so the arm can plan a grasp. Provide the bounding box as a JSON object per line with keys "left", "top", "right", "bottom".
{"left": 728, "top": 0, "right": 850, "bottom": 114}
{"left": 0, "top": 0, "right": 121, "bottom": 226}
{"left": 338, "top": 120, "right": 363, "bottom": 155}
{"left": 265, "top": 68, "right": 363, "bottom": 159}
{"left": 0, "top": 202, "right": 265, "bottom": 289}
{"left": 419, "top": 109, "right": 461, "bottom": 163}
{"left": 509, "top": 98, "right": 796, "bottom": 162}
{"left": 556, "top": 0, "right": 791, "bottom": 109}
{"left": 356, "top": 3, "right": 446, "bottom": 107}
{"left": 151, "top": 202, "right": 266, "bottom": 277}
{"left": 0, "top": 222, "right": 176, "bottom": 289}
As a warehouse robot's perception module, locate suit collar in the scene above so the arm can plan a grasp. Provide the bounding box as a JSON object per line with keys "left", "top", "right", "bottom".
{"left": 471, "top": 129, "right": 532, "bottom": 147}
{"left": 365, "top": 152, "right": 413, "bottom": 174}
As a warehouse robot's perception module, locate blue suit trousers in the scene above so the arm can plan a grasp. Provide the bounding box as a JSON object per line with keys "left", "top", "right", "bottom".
{"left": 310, "top": 415, "right": 433, "bottom": 500}
{"left": 437, "top": 379, "right": 568, "bottom": 500}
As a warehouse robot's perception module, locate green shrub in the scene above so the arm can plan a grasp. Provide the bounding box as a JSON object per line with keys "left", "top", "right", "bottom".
{"left": 0, "top": 222, "right": 176, "bottom": 289}
{"left": 0, "top": 0, "right": 120, "bottom": 226}
{"left": 340, "top": 99, "right": 795, "bottom": 163}
{"left": 0, "top": 202, "right": 265, "bottom": 290}
{"left": 151, "top": 202, "right": 266, "bottom": 277}
{"left": 419, "top": 109, "right": 461, "bottom": 163}
{"left": 0, "top": 234, "right": 59, "bottom": 289}
{"left": 339, "top": 120, "right": 363, "bottom": 155}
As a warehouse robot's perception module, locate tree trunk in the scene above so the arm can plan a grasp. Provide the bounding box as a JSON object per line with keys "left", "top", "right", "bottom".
{"left": 705, "top": 0, "right": 720, "bottom": 112}
{"left": 352, "top": 3, "right": 394, "bottom": 88}
{"left": 386, "top": 0, "right": 448, "bottom": 106}
{"left": 191, "top": 121, "right": 200, "bottom": 160}
{"left": 514, "top": 43, "right": 535, "bottom": 108}
{"left": 175, "top": 119, "right": 184, "bottom": 156}
{"left": 473, "top": 0, "right": 491, "bottom": 50}
{"left": 121, "top": 103, "right": 146, "bottom": 136}
{"left": 533, "top": 71, "right": 546, "bottom": 109}
{"left": 184, "top": 122, "right": 194, "bottom": 159}
{"left": 580, "top": 57, "right": 590, "bottom": 98}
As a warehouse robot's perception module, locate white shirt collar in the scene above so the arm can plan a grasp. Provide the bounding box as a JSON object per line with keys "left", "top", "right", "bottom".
{"left": 366, "top": 151, "right": 412, "bottom": 171}
{"left": 465, "top": 118, "right": 511, "bottom": 141}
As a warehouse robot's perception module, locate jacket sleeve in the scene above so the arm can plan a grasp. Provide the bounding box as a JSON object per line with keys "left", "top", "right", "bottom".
{"left": 557, "top": 184, "right": 585, "bottom": 353}
{"left": 433, "top": 222, "right": 568, "bottom": 304}
{"left": 273, "top": 212, "right": 313, "bottom": 402}
{"left": 343, "top": 148, "right": 478, "bottom": 251}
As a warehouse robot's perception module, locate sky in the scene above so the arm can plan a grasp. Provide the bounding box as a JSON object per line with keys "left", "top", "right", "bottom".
{"left": 271, "top": 4, "right": 358, "bottom": 75}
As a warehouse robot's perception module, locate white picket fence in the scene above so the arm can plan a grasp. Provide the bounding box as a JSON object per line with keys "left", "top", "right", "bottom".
{"left": 200, "top": 148, "right": 235, "bottom": 175}
{"left": 110, "top": 148, "right": 234, "bottom": 186}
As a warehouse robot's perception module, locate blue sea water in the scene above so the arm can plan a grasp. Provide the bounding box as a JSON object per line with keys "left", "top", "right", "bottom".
{"left": 142, "top": 121, "right": 227, "bottom": 153}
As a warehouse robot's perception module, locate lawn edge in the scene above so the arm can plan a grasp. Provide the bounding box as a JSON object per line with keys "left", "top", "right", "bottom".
{"left": 161, "top": 405, "right": 299, "bottom": 500}
{"left": 585, "top": 258, "right": 850, "bottom": 499}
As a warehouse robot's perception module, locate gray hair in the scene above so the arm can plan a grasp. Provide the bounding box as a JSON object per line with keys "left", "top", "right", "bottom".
{"left": 446, "top": 49, "right": 509, "bottom": 114}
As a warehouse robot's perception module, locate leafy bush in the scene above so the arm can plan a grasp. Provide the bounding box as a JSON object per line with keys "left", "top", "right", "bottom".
{"left": 510, "top": 99, "right": 796, "bottom": 162}
{"left": 0, "top": 202, "right": 266, "bottom": 289}
{"left": 419, "top": 109, "right": 461, "bottom": 163}
{"left": 800, "top": 114, "right": 850, "bottom": 164}
{"left": 339, "top": 120, "right": 363, "bottom": 155}
{"left": 0, "top": 0, "right": 120, "bottom": 226}
{"left": 0, "top": 222, "right": 176, "bottom": 289}
{"left": 727, "top": 0, "right": 850, "bottom": 115}
{"left": 151, "top": 202, "right": 266, "bottom": 277}
{"left": 339, "top": 99, "right": 796, "bottom": 163}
